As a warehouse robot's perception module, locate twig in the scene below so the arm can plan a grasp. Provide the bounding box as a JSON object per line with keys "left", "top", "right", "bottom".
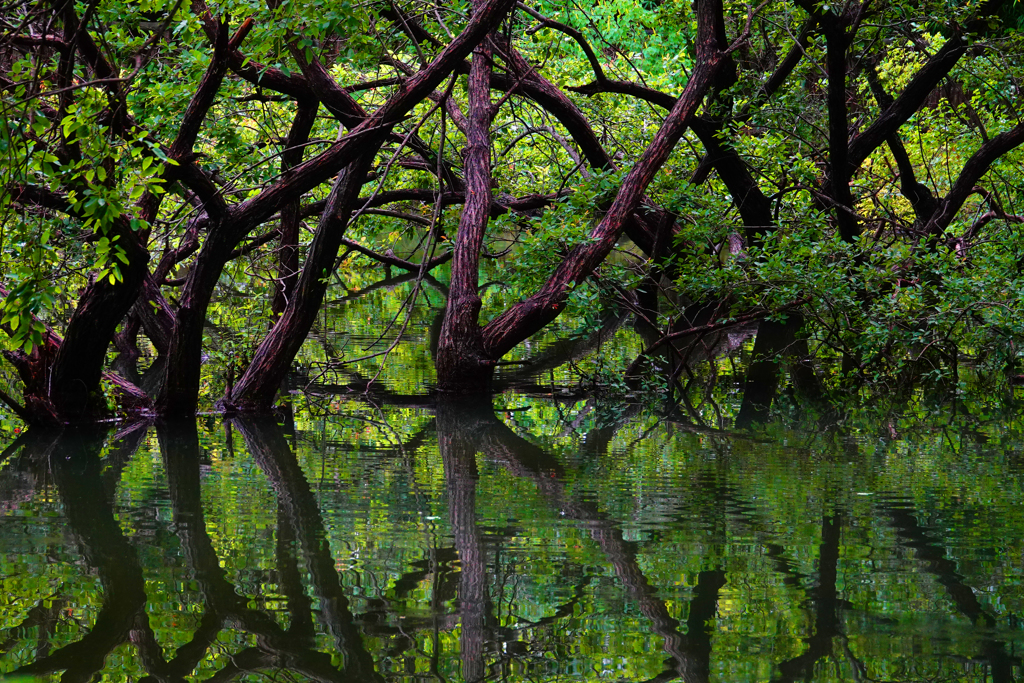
{"left": 626, "top": 298, "right": 810, "bottom": 375}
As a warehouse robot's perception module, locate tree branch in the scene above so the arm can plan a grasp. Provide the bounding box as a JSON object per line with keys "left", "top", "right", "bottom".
{"left": 924, "top": 122, "right": 1024, "bottom": 238}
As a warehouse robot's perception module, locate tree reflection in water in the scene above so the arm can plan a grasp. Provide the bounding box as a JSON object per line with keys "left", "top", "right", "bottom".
{"left": 0, "top": 401, "right": 1022, "bottom": 682}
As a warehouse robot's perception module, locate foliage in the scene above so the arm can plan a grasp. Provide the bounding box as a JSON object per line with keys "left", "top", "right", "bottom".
{"left": 0, "top": 0, "right": 1023, "bottom": 426}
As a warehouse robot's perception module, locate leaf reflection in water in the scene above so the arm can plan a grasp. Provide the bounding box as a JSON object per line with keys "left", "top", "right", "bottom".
{"left": 0, "top": 397, "right": 1023, "bottom": 682}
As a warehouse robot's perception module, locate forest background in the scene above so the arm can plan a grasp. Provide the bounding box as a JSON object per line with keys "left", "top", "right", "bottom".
{"left": 1, "top": 0, "right": 1024, "bottom": 429}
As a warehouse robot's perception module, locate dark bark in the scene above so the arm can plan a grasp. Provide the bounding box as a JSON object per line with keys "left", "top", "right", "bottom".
{"left": 213, "top": 13, "right": 463, "bottom": 190}
{"left": 303, "top": 188, "right": 562, "bottom": 221}
{"left": 436, "top": 29, "right": 495, "bottom": 393}
{"left": 158, "top": 0, "right": 517, "bottom": 415}
{"left": 47, "top": 225, "right": 149, "bottom": 421}
{"left": 132, "top": 274, "right": 176, "bottom": 356}
{"left": 156, "top": 226, "right": 238, "bottom": 415}
{"left": 139, "top": 17, "right": 246, "bottom": 225}
{"left": 518, "top": 4, "right": 608, "bottom": 83}
{"left": 115, "top": 211, "right": 201, "bottom": 361}
{"left": 286, "top": 43, "right": 366, "bottom": 128}
{"left": 487, "top": 42, "right": 666, "bottom": 258}
{"left": 753, "top": 15, "right": 820, "bottom": 111}
{"left": 5, "top": 188, "right": 151, "bottom": 423}
{"left": 1, "top": 288, "right": 150, "bottom": 426}
{"left": 865, "top": 66, "right": 938, "bottom": 224}
{"left": 847, "top": 36, "right": 968, "bottom": 173}
{"left": 340, "top": 237, "right": 453, "bottom": 272}
{"left": 830, "top": 9, "right": 1007, "bottom": 229}
{"left": 691, "top": 117, "right": 774, "bottom": 241}
{"left": 480, "top": 0, "right": 726, "bottom": 362}
{"left": 378, "top": 2, "right": 444, "bottom": 49}
{"left": 225, "top": 155, "right": 372, "bottom": 412}
{"left": 1, "top": 332, "right": 62, "bottom": 428}
{"left": 923, "top": 121, "right": 1024, "bottom": 238}
{"left": 273, "top": 99, "right": 319, "bottom": 317}
{"left": 3, "top": 16, "right": 246, "bottom": 424}
{"left": 823, "top": 13, "right": 858, "bottom": 243}
{"left": 562, "top": 70, "right": 778, "bottom": 244}
{"left": 286, "top": 39, "right": 464, "bottom": 189}
{"left": 49, "top": 0, "right": 129, "bottom": 133}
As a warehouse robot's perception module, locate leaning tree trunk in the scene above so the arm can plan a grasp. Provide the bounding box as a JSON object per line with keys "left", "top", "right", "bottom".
{"left": 225, "top": 155, "right": 373, "bottom": 412}
{"left": 157, "top": 0, "right": 517, "bottom": 415}
{"left": 479, "top": 0, "right": 727, "bottom": 363}
{"left": 48, "top": 230, "right": 149, "bottom": 422}
{"left": 156, "top": 229, "right": 238, "bottom": 416}
{"left": 435, "top": 25, "right": 495, "bottom": 393}
{"left": 9, "top": 221, "right": 150, "bottom": 425}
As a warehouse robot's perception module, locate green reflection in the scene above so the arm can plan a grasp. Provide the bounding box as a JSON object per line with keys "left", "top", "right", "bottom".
{"left": 1, "top": 396, "right": 1023, "bottom": 682}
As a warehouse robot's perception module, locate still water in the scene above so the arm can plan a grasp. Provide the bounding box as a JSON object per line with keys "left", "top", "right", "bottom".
{"left": 1, "top": 396, "right": 1023, "bottom": 682}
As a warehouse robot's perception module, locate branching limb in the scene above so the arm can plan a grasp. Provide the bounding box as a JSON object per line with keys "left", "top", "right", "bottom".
{"left": 340, "top": 237, "right": 452, "bottom": 272}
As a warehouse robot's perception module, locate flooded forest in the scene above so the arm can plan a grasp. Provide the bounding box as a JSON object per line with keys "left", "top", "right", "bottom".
{"left": 3, "top": 0, "right": 1024, "bottom": 680}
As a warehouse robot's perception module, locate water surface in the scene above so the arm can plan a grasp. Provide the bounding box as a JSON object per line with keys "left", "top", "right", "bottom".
{"left": 1, "top": 398, "right": 1023, "bottom": 682}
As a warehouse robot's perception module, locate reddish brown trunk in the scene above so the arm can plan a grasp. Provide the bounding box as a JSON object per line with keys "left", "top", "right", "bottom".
{"left": 488, "top": 39, "right": 707, "bottom": 264}
{"left": 157, "top": 0, "right": 516, "bottom": 415}
{"left": 436, "top": 33, "right": 495, "bottom": 393}
{"left": 481, "top": 0, "right": 726, "bottom": 360}
{"left": 226, "top": 155, "right": 373, "bottom": 412}
{"left": 156, "top": 230, "right": 236, "bottom": 416}
{"left": 273, "top": 100, "right": 318, "bottom": 317}
{"left": 47, "top": 226, "right": 149, "bottom": 422}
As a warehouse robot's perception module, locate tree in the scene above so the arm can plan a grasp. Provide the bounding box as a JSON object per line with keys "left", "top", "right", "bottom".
{"left": 2, "top": 0, "right": 1023, "bottom": 425}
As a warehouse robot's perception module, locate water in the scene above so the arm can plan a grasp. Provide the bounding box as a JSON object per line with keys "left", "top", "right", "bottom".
{"left": 1, "top": 397, "right": 1023, "bottom": 682}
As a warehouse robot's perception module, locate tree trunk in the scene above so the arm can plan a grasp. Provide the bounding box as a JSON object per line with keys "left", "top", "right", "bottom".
{"left": 273, "top": 100, "right": 319, "bottom": 317}
{"left": 226, "top": 155, "right": 373, "bottom": 412}
{"left": 436, "top": 30, "right": 495, "bottom": 393}
{"left": 155, "top": 229, "right": 236, "bottom": 416}
{"left": 823, "top": 12, "right": 858, "bottom": 243}
{"left": 481, "top": 0, "right": 726, "bottom": 360}
{"left": 47, "top": 227, "right": 149, "bottom": 422}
